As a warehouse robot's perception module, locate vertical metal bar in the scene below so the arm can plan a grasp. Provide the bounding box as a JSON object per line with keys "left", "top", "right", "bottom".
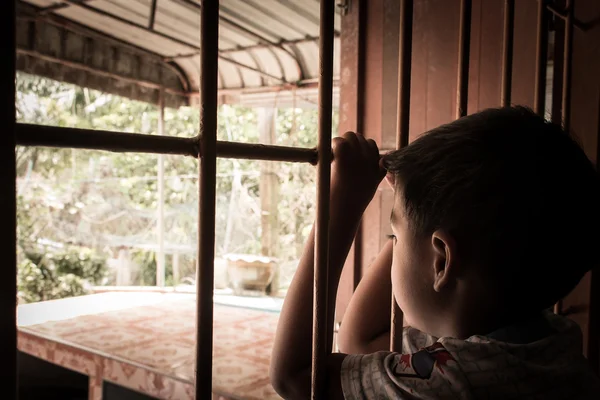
{"left": 550, "top": 3, "right": 565, "bottom": 127}
{"left": 534, "top": 0, "right": 549, "bottom": 116}
{"left": 561, "top": 0, "right": 574, "bottom": 132}
{"left": 556, "top": 0, "right": 573, "bottom": 310}
{"left": 554, "top": 2, "right": 571, "bottom": 313}
{"left": 390, "top": 0, "right": 413, "bottom": 353}
{"left": 1, "top": 0, "right": 17, "bottom": 398}
{"left": 195, "top": 0, "right": 219, "bottom": 398}
{"left": 591, "top": 94, "right": 600, "bottom": 374}
{"left": 390, "top": 298, "right": 404, "bottom": 352}
{"left": 501, "top": 0, "right": 515, "bottom": 107}
{"left": 312, "top": 0, "right": 335, "bottom": 398}
{"left": 149, "top": 0, "right": 158, "bottom": 30}
{"left": 456, "top": 0, "right": 472, "bottom": 119}
{"left": 396, "top": 0, "right": 413, "bottom": 150}
{"left": 156, "top": 91, "right": 166, "bottom": 288}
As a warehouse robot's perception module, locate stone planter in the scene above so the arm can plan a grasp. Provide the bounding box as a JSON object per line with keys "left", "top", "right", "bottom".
{"left": 225, "top": 254, "right": 277, "bottom": 295}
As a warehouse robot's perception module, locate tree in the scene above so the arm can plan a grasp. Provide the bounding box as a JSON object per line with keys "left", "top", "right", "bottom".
{"left": 16, "top": 72, "right": 338, "bottom": 298}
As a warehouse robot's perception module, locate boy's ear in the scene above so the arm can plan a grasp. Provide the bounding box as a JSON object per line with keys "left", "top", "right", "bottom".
{"left": 431, "top": 230, "right": 455, "bottom": 292}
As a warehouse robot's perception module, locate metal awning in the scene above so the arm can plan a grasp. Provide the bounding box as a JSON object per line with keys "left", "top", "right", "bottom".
{"left": 16, "top": 0, "right": 342, "bottom": 108}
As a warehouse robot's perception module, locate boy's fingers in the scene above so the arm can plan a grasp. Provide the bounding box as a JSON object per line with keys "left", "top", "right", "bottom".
{"left": 332, "top": 136, "right": 345, "bottom": 149}
{"left": 332, "top": 136, "right": 350, "bottom": 162}
{"left": 354, "top": 133, "right": 373, "bottom": 159}
{"left": 367, "top": 139, "right": 380, "bottom": 160}
{"left": 342, "top": 131, "right": 360, "bottom": 149}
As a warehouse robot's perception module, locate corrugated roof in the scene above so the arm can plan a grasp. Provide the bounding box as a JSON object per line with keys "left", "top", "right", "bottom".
{"left": 18, "top": 0, "right": 342, "bottom": 107}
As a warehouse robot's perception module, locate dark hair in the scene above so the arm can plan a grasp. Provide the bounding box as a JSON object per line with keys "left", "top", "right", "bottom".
{"left": 383, "top": 106, "right": 600, "bottom": 311}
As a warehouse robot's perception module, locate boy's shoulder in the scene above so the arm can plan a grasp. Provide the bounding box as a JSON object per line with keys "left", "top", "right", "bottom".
{"left": 340, "top": 315, "right": 600, "bottom": 399}
{"left": 341, "top": 328, "right": 465, "bottom": 399}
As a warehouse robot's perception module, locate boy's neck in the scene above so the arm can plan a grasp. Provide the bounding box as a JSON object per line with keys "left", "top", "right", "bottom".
{"left": 433, "top": 300, "right": 541, "bottom": 340}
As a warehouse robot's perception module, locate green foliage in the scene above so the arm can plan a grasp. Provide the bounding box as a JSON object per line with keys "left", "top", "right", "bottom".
{"left": 16, "top": 72, "right": 338, "bottom": 297}
{"left": 17, "top": 246, "right": 107, "bottom": 304}
{"left": 50, "top": 247, "right": 106, "bottom": 284}
{"left": 132, "top": 249, "right": 158, "bottom": 286}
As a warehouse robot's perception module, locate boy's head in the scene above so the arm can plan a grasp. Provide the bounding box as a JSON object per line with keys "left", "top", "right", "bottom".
{"left": 383, "top": 106, "right": 600, "bottom": 337}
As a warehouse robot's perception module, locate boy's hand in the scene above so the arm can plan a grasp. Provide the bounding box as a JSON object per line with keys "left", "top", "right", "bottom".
{"left": 331, "top": 132, "right": 386, "bottom": 213}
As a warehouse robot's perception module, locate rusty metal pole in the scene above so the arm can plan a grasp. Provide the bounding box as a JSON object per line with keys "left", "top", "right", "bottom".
{"left": 456, "top": 0, "right": 472, "bottom": 119}
{"left": 561, "top": 0, "right": 574, "bottom": 133}
{"left": 195, "top": 0, "right": 219, "bottom": 398}
{"left": 390, "top": 0, "right": 413, "bottom": 354}
{"left": 534, "top": 0, "right": 549, "bottom": 116}
{"left": 1, "top": 0, "right": 17, "bottom": 397}
{"left": 554, "top": 0, "right": 574, "bottom": 317}
{"left": 15, "top": 123, "right": 319, "bottom": 163}
{"left": 149, "top": 0, "right": 158, "bottom": 29}
{"left": 156, "top": 90, "right": 166, "bottom": 288}
{"left": 501, "top": 0, "right": 515, "bottom": 107}
{"left": 15, "top": 124, "right": 199, "bottom": 156}
{"left": 312, "top": 0, "right": 335, "bottom": 398}
{"left": 396, "top": 0, "right": 413, "bottom": 151}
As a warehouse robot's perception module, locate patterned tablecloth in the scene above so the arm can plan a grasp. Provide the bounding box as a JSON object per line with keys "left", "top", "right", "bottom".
{"left": 17, "top": 292, "right": 282, "bottom": 400}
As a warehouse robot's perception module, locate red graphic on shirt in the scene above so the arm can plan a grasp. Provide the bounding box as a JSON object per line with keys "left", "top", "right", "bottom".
{"left": 430, "top": 348, "right": 454, "bottom": 375}
{"left": 394, "top": 343, "right": 455, "bottom": 380}
{"left": 398, "top": 353, "right": 412, "bottom": 371}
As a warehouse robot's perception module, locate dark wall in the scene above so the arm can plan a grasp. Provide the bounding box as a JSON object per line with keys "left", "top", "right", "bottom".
{"left": 559, "top": 0, "right": 600, "bottom": 372}
{"left": 18, "top": 351, "right": 88, "bottom": 400}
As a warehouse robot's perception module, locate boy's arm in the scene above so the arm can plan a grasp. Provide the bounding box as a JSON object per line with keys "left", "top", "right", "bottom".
{"left": 337, "top": 239, "right": 393, "bottom": 354}
{"left": 270, "top": 132, "right": 385, "bottom": 400}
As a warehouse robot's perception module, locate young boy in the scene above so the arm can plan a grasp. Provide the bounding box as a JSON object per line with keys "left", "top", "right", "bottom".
{"left": 270, "top": 107, "right": 600, "bottom": 399}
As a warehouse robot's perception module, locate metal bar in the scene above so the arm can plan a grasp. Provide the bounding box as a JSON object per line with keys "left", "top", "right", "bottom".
{"left": 390, "top": 0, "right": 413, "bottom": 353}
{"left": 561, "top": 0, "right": 574, "bottom": 132}
{"left": 547, "top": 3, "right": 586, "bottom": 31}
{"left": 195, "top": 0, "right": 219, "bottom": 398}
{"left": 15, "top": 124, "right": 198, "bottom": 157}
{"left": 15, "top": 124, "right": 319, "bottom": 163}
{"left": 156, "top": 91, "right": 166, "bottom": 288}
{"left": 591, "top": 94, "right": 600, "bottom": 374}
{"left": 149, "top": 0, "right": 158, "bottom": 30}
{"left": 501, "top": 0, "right": 515, "bottom": 107}
{"left": 550, "top": 4, "right": 565, "bottom": 126}
{"left": 216, "top": 142, "right": 318, "bottom": 164}
{"left": 547, "top": 3, "right": 569, "bottom": 20}
{"left": 396, "top": 0, "right": 413, "bottom": 150}
{"left": 2, "top": 0, "right": 17, "bottom": 397}
{"left": 312, "top": 0, "right": 335, "bottom": 398}
{"left": 534, "top": 0, "right": 549, "bottom": 116}
{"left": 553, "top": 0, "right": 575, "bottom": 317}
{"left": 391, "top": 297, "right": 404, "bottom": 352}
{"left": 456, "top": 0, "right": 472, "bottom": 119}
